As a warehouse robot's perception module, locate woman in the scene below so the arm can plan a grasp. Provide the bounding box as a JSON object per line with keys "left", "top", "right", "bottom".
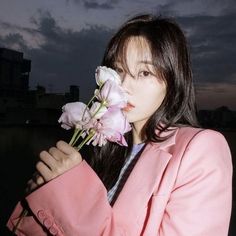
{"left": 7, "top": 14, "right": 232, "bottom": 235}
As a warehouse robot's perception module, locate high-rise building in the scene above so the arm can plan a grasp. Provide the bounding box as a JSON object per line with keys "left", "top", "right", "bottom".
{"left": 0, "top": 48, "right": 31, "bottom": 98}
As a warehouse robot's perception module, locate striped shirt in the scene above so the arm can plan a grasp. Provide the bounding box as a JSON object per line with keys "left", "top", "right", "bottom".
{"left": 107, "top": 143, "right": 145, "bottom": 204}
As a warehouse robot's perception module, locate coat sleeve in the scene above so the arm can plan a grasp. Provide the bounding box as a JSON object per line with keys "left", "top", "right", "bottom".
{"left": 7, "top": 160, "right": 132, "bottom": 236}
{"left": 159, "top": 129, "right": 233, "bottom": 236}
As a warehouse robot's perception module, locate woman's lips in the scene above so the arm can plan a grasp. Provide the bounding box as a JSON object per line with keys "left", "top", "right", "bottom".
{"left": 123, "top": 102, "right": 135, "bottom": 112}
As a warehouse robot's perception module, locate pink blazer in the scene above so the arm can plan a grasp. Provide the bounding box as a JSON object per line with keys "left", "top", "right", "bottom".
{"left": 7, "top": 127, "right": 233, "bottom": 235}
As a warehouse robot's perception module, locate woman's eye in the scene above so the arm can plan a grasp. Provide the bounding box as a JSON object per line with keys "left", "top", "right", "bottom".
{"left": 139, "top": 70, "right": 151, "bottom": 77}
{"left": 116, "top": 67, "right": 124, "bottom": 74}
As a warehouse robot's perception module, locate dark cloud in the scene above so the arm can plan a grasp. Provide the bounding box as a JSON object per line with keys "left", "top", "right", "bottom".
{"left": 83, "top": 0, "right": 117, "bottom": 9}
{"left": 0, "top": 19, "right": 39, "bottom": 35}
{"left": 155, "top": 2, "right": 176, "bottom": 16}
{"left": 30, "top": 10, "right": 65, "bottom": 42}
{"left": 0, "top": 11, "right": 113, "bottom": 102}
{"left": 0, "top": 32, "right": 27, "bottom": 50}
{"left": 208, "top": 0, "right": 236, "bottom": 14}
{"left": 67, "top": 0, "right": 119, "bottom": 10}
{"left": 152, "top": 0, "right": 236, "bottom": 86}
{"left": 176, "top": 13, "right": 236, "bottom": 86}
{"left": 156, "top": 0, "right": 236, "bottom": 16}
{"left": 29, "top": 12, "right": 113, "bottom": 102}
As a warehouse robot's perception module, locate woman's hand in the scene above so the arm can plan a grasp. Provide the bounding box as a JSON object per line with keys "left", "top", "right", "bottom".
{"left": 35, "top": 140, "right": 82, "bottom": 182}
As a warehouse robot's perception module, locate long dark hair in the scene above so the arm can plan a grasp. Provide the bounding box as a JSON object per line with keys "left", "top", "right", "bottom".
{"left": 84, "top": 14, "right": 199, "bottom": 191}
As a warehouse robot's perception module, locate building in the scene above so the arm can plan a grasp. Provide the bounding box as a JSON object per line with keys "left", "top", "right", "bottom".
{"left": 0, "top": 48, "right": 30, "bottom": 99}
{"left": 0, "top": 48, "right": 80, "bottom": 125}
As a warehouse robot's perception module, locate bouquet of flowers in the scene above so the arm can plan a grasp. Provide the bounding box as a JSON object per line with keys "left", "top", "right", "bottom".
{"left": 58, "top": 66, "right": 131, "bottom": 149}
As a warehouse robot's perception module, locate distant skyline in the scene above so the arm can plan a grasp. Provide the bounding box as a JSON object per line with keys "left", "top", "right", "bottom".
{"left": 0, "top": 0, "right": 236, "bottom": 110}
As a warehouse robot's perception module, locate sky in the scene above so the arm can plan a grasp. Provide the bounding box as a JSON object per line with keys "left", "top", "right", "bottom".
{"left": 0, "top": 0, "right": 235, "bottom": 110}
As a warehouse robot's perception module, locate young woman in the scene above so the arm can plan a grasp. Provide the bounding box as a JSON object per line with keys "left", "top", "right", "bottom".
{"left": 7, "top": 14, "right": 232, "bottom": 236}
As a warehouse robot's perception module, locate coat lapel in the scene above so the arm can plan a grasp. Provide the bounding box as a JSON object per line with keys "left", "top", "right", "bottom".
{"left": 112, "top": 128, "right": 179, "bottom": 225}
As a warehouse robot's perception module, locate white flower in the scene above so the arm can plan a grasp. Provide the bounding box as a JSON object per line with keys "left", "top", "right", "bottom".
{"left": 95, "top": 66, "right": 121, "bottom": 86}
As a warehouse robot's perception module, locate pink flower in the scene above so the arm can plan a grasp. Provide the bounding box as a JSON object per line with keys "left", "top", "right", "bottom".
{"left": 95, "top": 80, "right": 127, "bottom": 108}
{"left": 88, "top": 107, "right": 131, "bottom": 147}
{"left": 58, "top": 102, "right": 90, "bottom": 130}
{"left": 95, "top": 66, "right": 121, "bottom": 86}
{"left": 89, "top": 102, "right": 107, "bottom": 119}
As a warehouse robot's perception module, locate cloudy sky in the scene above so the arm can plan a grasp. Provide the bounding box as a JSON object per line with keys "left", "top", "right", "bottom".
{"left": 0, "top": 0, "right": 235, "bottom": 110}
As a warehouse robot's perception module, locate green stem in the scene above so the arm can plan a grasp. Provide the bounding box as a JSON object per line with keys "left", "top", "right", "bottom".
{"left": 76, "top": 130, "right": 95, "bottom": 151}
{"left": 86, "top": 94, "right": 96, "bottom": 109}
{"left": 82, "top": 94, "right": 96, "bottom": 120}
{"left": 90, "top": 100, "right": 106, "bottom": 120}
{"left": 71, "top": 129, "right": 85, "bottom": 146}
{"left": 69, "top": 128, "right": 80, "bottom": 146}
{"left": 82, "top": 84, "right": 104, "bottom": 120}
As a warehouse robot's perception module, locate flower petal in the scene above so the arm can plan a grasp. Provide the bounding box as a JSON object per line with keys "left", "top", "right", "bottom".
{"left": 90, "top": 107, "right": 131, "bottom": 147}
{"left": 95, "top": 66, "right": 121, "bottom": 86}
{"left": 58, "top": 102, "right": 91, "bottom": 129}
{"left": 96, "top": 80, "right": 127, "bottom": 108}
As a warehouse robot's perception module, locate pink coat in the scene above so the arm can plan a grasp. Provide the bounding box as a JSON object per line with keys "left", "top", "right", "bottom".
{"left": 7, "top": 127, "right": 233, "bottom": 235}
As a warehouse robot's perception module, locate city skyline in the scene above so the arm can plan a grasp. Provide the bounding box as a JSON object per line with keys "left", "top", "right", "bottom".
{"left": 0, "top": 0, "right": 236, "bottom": 110}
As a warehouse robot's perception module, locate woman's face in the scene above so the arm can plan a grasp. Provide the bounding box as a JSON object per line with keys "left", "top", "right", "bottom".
{"left": 115, "top": 37, "right": 166, "bottom": 133}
